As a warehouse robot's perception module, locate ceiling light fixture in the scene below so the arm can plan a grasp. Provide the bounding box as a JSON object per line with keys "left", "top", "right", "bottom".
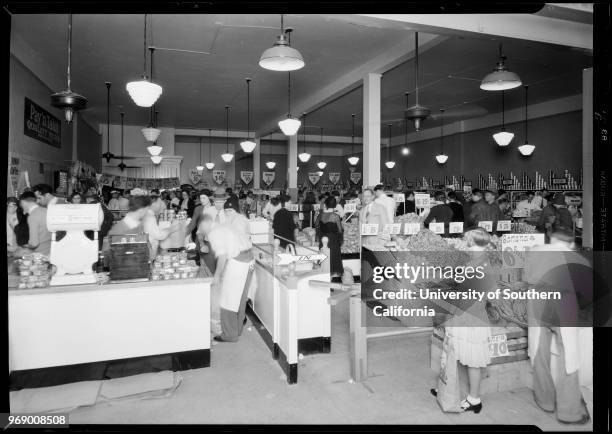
{"left": 142, "top": 47, "right": 161, "bottom": 142}
{"left": 405, "top": 32, "right": 430, "bottom": 132}
{"left": 435, "top": 109, "right": 448, "bottom": 164}
{"left": 298, "top": 112, "right": 311, "bottom": 162}
{"left": 317, "top": 127, "right": 327, "bottom": 169}
{"left": 206, "top": 128, "right": 215, "bottom": 169}
{"left": 146, "top": 110, "right": 163, "bottom": 155}
{"left": 221, "top": 106, "right": 234, "bottom": 163}
{"left": 196, "top": 137, "right": 204, "bottom": 171}
{"left": 493, "top": 90, "right": 514, "bottom": 146}
{"left": 518, "top": 85, "right": 536, "bottom": 156}
{"left": 266, "top": 161, "right": 277, "bottom": 170}
{"left": 480, "top": 43, "right": 522, "bottom": 91}
{"left": 278, "top": 72, "right": 301, "bottom": 135}
{"left": 240, "top": 78, "right": 257, "bottom": 153}
{"left": 151, "top": 155, "right": 163, "bottom": 164}
{"left": 50, "top": 14, "right": 87, "bottom": 123}
{"left": 259, "top": 15, "right": 305, "bottom": 72}
{"left": 385, "top": 124, "right": 395, "bottom": 169}
{"left": 347, "top": 113, "right": 360, "bottom": 166}
{"left": 126, "top": 14, "right": 162, "bottom": 107}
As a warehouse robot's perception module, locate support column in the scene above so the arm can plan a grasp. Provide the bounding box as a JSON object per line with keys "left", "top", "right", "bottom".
{"left": 288, "top": 134, "right": 298, "bottom": 198}
{"left": 582, "top": 68, "right": 593, "bottom": 249}
{"left": 363, "top": 73, "right": 382, "bottom": 188}
{"left": 253, "top": 138, "right": 261, "bottom": 190}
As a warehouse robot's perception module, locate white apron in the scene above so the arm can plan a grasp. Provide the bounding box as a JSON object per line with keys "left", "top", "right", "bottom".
{"left": 219, "top": 257, "right": 253, "bottom": 312}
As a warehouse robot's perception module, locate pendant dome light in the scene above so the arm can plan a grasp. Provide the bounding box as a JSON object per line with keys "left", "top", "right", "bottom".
{"left": 147, "top": 110, "right": 163, "bottom": 156}
{"left": 50, "top": 14, "right": 87, "bottom": 123}
{"left": 298, "top": 112, "right": 311, "bottom": 162}
{"left": 384, "top": 124, "right": 396, "bottom": 169}
{"left": 401, "top": 93, "right": 410, "bottom": 156}
{"left": 259, "top": 15, "right": 305, "bottom": 72}
{"left": 480, "top": 43, "right": 522, "bottom": 91}
{"left": 196, "top": 137, "right": 204, "bottom": 171}
{"left": 240, "top": 78, "right": 257, "bottom": 153}
{"left": 151, "top": 155, "right": 163, "bottom": 164}
{"left": 142, "top": 47, "right": 161, "bottom": 142}
{"left": 278, "top": 72, "right": 301, "bottom": 135}
{"left": 317, "top": 127, "right": 327, "bottom": 170}
{"left": 221, "top": 106, "right": 234, "bottom": 163}
{"left": 347, "top": 113, "right": 360, "bottom": 166}
{"left": 518, "top": 85, "right": 536, "bottom": 156}
{"left": 405, "top": 32, "right": 430, "bottom": 132}
{"left": 205, "top": 128, "right": 215, "bottom": 169}
{"left": 126, "top": 15, "right": 162, "bottom": 107}
{"left": 266, "top": 161, "right": 277, "bottom": 170}
{"left": 493, "top": 90, "right": 514, "bottom": 146}
{"left": 435, "top": 109, "right": 449, "bottom": 164}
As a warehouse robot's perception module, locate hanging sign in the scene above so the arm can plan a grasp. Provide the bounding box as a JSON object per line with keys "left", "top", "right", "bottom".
{"left": 23, "top": 97, "right": 62, "bottom": 148}
{"left": 114, "top": 177, "right": 127, "bottom": 190}
{"left": 414, "top": 193, "right": 431, "bottom": 208}
{"left": 286, "top": 203, "right": 299, "bottom": 212}
{"left": 9, "top": 154, "right": 20, "bottom": 195}
{"left": 328, "top": 172, "right": 340, "bottom": 184}
{"left": 125, "top": 177, "right": 135, "bottom": 190}
{"left": 189, "top": 168, "right": 203, "bottom": 185}
{"left": 350, "top": 172, "right": 362, "bottom": 184}
{"left": 213, "top": 170, "right": 226, "bottom": 185}
{"left": 309, "top": 172, "right": 321, "bottom": 185}
{"left": 99, "top": 173, "right": 114, "bottom": 187}
{"left": 262, "top": 172, "right": 275, "bottom": 186}
{"left": 241, "top": 171, "right": 254, "bottom": 185}
{"left": 393, "top": 193, "right": 405, "bottom": 203}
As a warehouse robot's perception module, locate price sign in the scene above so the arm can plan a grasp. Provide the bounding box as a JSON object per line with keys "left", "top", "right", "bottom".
{"left": 552, "top": 178, "right": 568, "bottom": 185}
{"left": 344, "top": 203, "right": 357, "bottom": 213}
{"left": 403, "top": 222, "right": 421, "bottom": 235}
{"left": 449, "top": 221, "right": 464, "bottom": 234}
{"left": 501, "top": 233, "right": 546, "bottom": 268}
{"left": 361, "top": 223, "right": 379, "bottom": 236}
{"left": 382, "top": 223, "right": 402, "bottom": 235}
{"left": 268, "top": 190, "right": 280, "bottom": 197}
{"left": 286, "top": 204, "right": 299, "bottom": 212}
{"left": 313, "top": 204, "right": 321, "bottom": 211}
{"left": 429, "top": 222, "right": 445, "bottom": 234}
{"left": 497, "top": 220, "right": 512, "bottom": 231}
{"left": 393, "top": 193, "right": 405, "bottom": 203}
{"left": 488, "top": 334, "right": 509, "bottom": 358}
{"left": 478, "top": 221, "right": 493, "bottom": 232}
{"left": 298, "top": 212, "right": 304, "bottom": 221}
{"left": 414, "top": 193, "right": 430, "bottom": 209}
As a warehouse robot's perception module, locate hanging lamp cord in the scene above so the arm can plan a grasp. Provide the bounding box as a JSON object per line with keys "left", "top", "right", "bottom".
{"left": 106, "top": 82, "right": 111, "bottom": 152}
{"left": 67, "top": 14, "right": 72, "bottom": 90}
{"left": 287, "top": 72, "right": 292, "bottom": 117}
{"left": 226, "top": 106, "right": 230, "bottom": 153}
{"left": 351, "top": 114, "right": 356, "bottom": 156}
{"left": 388, "top": 124, "right": 392, "bottom": 160}
{"left": 143, "top": 14, "right": 148, "bottom": 78}
{"left": 501, "top": 90, "right": 505, "bottom": 129}
{"left": 246, "top": 78, "right": 251, "bottom": 139}
{"left": 440, "top": 110, "right": 444, "bottom": 153}
{"left": 525, "top": 85, "right": 529, "bottom": 140}
{"left": 302, "top": 113, "right": 307, "bottom": 153}
{"left": 415, "top": 32, "right": 419, "bottom": 107}
{"left": 209, "top": 128, "right": 212, "bottom": 160}
{"left": 199, "top": 137, "right": 202, "bottom": 165}
{"left": 320, "top": 127, "right": 323, "bottom": 156}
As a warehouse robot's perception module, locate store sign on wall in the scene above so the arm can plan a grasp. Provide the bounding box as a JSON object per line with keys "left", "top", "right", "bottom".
{"left": 24, "top": 97, "right": 61, "bottom": 148}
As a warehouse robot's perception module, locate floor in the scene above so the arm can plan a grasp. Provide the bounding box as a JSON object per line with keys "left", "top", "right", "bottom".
{"left": 67, "top": 298, "right": 591, "bottom": 429}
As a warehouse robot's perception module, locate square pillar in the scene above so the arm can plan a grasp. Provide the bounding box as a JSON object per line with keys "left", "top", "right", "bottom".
{"left": 363, "top": 73, "right": 382, "bottom": 188}
{"left": 288, "top": 134, "right": 298, "bottom": 198}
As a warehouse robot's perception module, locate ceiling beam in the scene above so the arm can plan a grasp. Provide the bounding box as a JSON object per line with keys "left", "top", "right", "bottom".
{"left": 255, "top": 32, "right": 448, "bottom": 137}
{"left": 359, "top": 13, "right": 592, "bottom": 51}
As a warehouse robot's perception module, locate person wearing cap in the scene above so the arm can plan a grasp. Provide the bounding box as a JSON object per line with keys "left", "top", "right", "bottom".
{"left": 108, "top": 190, "right": 121, "bottom": 210}
{"left": 196, "top": 214, "right": 254, "bottom": 343}
{"left": 223, "top": 199, "right": 250, "bottom": 238}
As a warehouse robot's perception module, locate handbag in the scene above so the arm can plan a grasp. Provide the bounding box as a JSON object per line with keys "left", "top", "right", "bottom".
{"left": 436, "top": 334, "right": 468, "bottom": 412}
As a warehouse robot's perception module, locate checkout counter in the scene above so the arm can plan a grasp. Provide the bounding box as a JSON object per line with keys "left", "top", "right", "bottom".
{"left": 8, "top": 204, "right": 212, "bottom": 390}
{"left": 247, "top": 239, "right": 332, "bottom": 384}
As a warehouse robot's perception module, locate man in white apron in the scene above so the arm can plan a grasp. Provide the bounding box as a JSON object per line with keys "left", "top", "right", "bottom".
{"left": 523, "top": 229, "right": 592, "bottom": 425}
{"left": 197, "top": 214, "right": 254, "bottom": 343}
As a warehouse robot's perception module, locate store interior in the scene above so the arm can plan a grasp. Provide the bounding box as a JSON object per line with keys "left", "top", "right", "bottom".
{"left": 7, "top": 8, "right": 594, "bottom": 428}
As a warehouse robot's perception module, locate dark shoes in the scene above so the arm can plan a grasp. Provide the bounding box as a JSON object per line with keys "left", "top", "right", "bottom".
{"left": 430, "top": 389, "right": 483, "bottom": 414}
{"left": 430, "top": 388, "right": 437, "bottom": 397}
{"left": 213, "top": 336, "right": 228, "bottom": 342}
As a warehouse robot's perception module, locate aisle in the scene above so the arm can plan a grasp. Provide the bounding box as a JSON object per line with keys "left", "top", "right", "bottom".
{"left": 68, "top": 299, "right": 591, "bottom": 429}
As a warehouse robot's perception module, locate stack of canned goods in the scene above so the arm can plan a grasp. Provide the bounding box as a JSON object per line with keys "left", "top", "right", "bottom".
{"left": 16, "top": 253, "right": 51, "bottom": 289}
{"left": 151, "top": 251, "right": 199, "bottom": 280}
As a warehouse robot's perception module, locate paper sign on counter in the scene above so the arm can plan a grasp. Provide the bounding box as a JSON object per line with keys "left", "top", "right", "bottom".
{"left": 361, "top": 223, "right": 379, "bottom": 236}
{"left": 428, "top": 222, "right": 445, "bottom": 234}
{"left": 393, "top": 193, "right": 405, "bottom": 203}
{"left": 382, "top": 223, "right": 402, "bottom": 235}
{"left": 449, "top": 222, "right": 464, "bottom": 234}
{"left": 403, "top": 223, "right": 421, "bottom": 235}
{"left": 497, "top": 220, "right": 512, "bottom": 231}
{"left": 478, "top": 221, "right": 493, "bottom": 232}
{"left": 286, "top": 204, "right": 299, "bottom": 212}
{"left": 344, "top": 203, "right": 357, "bottom": 213}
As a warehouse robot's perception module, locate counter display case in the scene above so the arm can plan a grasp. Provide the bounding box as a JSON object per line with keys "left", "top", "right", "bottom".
{"left": 248, "top": 240, "right": 332, "bottom": 384}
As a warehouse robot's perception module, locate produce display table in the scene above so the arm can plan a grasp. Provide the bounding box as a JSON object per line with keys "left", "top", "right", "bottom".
{"left": 9, "top": 275, "right": 212, "bottom": 390}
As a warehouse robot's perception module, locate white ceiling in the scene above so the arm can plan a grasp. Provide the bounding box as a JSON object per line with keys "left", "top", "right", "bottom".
{"left": 11, "top": 13, "right": 592, "bottom": 138}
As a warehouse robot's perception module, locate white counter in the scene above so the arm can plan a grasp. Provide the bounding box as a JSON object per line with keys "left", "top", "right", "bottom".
{"left": 9, "top": 277, "right": 212, "bottom": 372}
